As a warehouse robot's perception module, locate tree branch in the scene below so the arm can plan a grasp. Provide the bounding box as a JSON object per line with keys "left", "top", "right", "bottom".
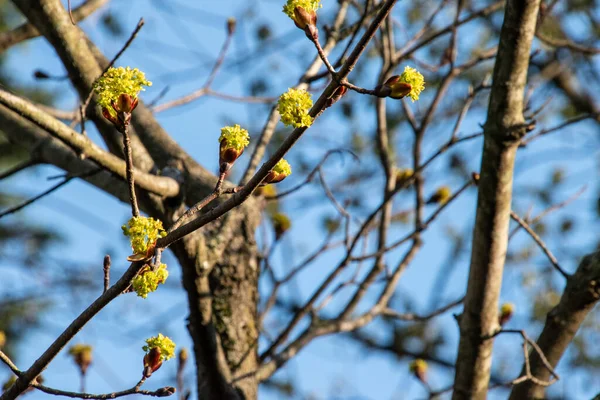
{"left": 0, "top": 91, "right": 179, "bottom": 197}
{"left": 509, "top": 252, "right": 600, "bottom": 399}
{"left": 0, "top": 0, "right": 108, "bottom": 53}
{"left": 452, "top": 1, "right": 541, "bottom": 398}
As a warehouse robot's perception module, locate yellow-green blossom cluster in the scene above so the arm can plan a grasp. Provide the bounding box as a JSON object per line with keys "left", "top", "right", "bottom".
{"left": 68, "top": 344, "right": 92, "bottom": 357}
{"left": 501, "top": 303, "right": 514, "bottom": 315}
{"left": 273, "top": 159, "right": 292, "bottom": 176}
{"left": 93, "top": 67, "right": 151, "bottom": 114}
{"left": 397, "top": 66, "right": 425, "bottom": 102}
{"left": 122, "top": 216, "right": 166, "bottom": 256}
{"left": 428, "top": 186, "right": 451, "bottom": 205}
{"left": 143, "top": 334, "right": 175, "bottom": 361}
{"left": 277, "top": 88, "right": 313, "bottom": 128}
{"left": 272, "top": 213, "right": 291, "bottom": 231}
{"left": 219, "top": 124, "right": 250, "bottom": 151}
{"left": 282, "top": 0, "right": 321, "bottom": 19}
{"left": 132, "top": 264, "right": 169, "bottom": 299}
{"left": 409, "top": 359, "right": 428, "bottom": 374}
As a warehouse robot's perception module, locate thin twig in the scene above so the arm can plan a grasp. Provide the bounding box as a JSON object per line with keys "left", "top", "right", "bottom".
{"left": 67, "top": 0, "right": 75, "bottom": 24}
{"left": 151, "top": 21, "right": 236, "bottom": 113}
{"left": 103, "top": 255, "right": 111, "bottom": 294}
{"left": 77, "top": 19, "right": 145, "bottom": 126}
{"left": 0, "top": 169, "right": 101, "bottom": 219}
{"left": 120, "top": 124, "right": 139, "bottom": 217}
{"left": 509, "top": 210, "right": 569, "bottom": 279}
{"left": 381, "top": 296, "right": 464, "bottom": 322}
{"left": 489, "top": 329, "right": 560, "bottom": 386}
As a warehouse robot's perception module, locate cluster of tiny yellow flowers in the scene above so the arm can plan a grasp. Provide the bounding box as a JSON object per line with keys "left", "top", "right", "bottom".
{"left": 273, "top": 158, "right": 292, "bottom": 176}
{"left": 397, "top": 66, "right": 425, "bottom": 102}
{"left": 428, "top": 186, "right": 451, "bottom": 205}
{"left": 219, "top": 124, "right": 250, "bottom": 151}
{"left": 68, "top": 344, "right": 93, "bottom": 357}
{"left": 132, "top": 264, "right": 169, "bottom": 299}
{"left": 93, "top": 67, "right": 151, "bottom": 115}
{"left": 68, "top": 344, "right": 93, "bottom": 374}
{"left": 143, "top": 334, "right": 176, "bottom": 361}
{"left": 282, "top": 0, "right": 321, "bottom": 19}
{"left": 501, "top": 303, "right": 515, "bottom": 315}
{"left": 272, "top": 212, "right": 291, "bottom": 238}
{"left": 395, "top": 168, "right": 413, "bottom": 182}
{"left": 122, "top": 216, "right": 166, "bottom": 256}
{"left": 278, "top": 88, "right": 313, "bottom": 128}
{"left": 409, "top": 359, "right": 428, "bottom": 374}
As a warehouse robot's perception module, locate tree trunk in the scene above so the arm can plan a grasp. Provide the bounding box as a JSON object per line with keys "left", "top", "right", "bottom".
{"left": 171, "top": 202, "right": 261, "bottom": 400}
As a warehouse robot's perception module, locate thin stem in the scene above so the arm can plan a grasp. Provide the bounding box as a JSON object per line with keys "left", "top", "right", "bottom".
{"left": 120, "top": 123, "right": 139, "bottom": 217}
{"left": 0, "top": 169, "right": 101, "bottom": 220}
{"left": 509, "top": 210, "right": 569, "bottom": 279}
{"left": 103, "top": 255, "right": 111, "bottom": 294}
{"left": 308, "top": 31, "right": 337, "bottom": 77}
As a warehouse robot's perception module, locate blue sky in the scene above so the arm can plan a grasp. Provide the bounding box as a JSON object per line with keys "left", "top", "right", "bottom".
{"left": 1, "top": 0, "right": 599, "bottom": 399}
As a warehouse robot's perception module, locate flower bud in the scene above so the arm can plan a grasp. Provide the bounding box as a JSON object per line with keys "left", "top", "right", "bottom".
{"left": 94, "top": 66, "right": 151, "bottom": 127}
{"left": 114, "top": 93, "right": 138, "bottom": 114}
{"left": 326, "top": 85, "right": 348, "bottom": 108}
{"left": 227, "top": 17, "right": 236, "bottom": 35}
{"left": 427, "top": 186, "right": 451, "bottom": 205}
{"left": 263, "top": 159, "right": 292, "bottom": 185}
{"left": 218, "top": 125, "right": 250, "bottom": 173}
{"left": 68, "top": 344, "right": 93, "bottom": 375}
{"left": 378, "top": 66, "right": 425, "bottom": 102}
{"left": 293, "top": 6, "right": 316, "bottom": 30}
{"left": 272, "top": 213, "right": 291, "bottom": 240}
{"left": 0, "top": 331, "right": 5, "bottom": 348}
{"left": 142, "top": 334, "right": 175, "bottom": 378}
{"left": 409, "top": 359, "right": 428, "bottom": 382}
{"left": 143, "top": 347, "right": 163, "bottom": 377}
{"left": 155, "top": 387, "right": 177, "bottom": 397}
{"left": 395, "top": 168, "right": 413, "bottom": 186}
{"left": 499, "top": 303, "right": 514, "bottom": 326}
{"left": 178, "top": 348, "right": 188, "bottom": 370}
{"left": 283, "top": 1, "right": 321, "bottom": 31}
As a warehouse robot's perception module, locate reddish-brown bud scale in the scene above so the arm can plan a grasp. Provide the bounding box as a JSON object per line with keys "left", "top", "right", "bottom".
{"left": 499, "top": 311, "right": 513, "bottom": 326}
{"left": 293, "top": 6, "right": 317, "bottom": 30}
{"left": 326, "top": 85, "right": 348, "bottom": 107}
{"left": 227, "top": 18, "right": 237, "bottom": 35}
{"left": 388, "top": 82, "right": 412, "bottom": 100}
{"left": 75, "top": 351, "right": 92, "bottom": 375}
{"left": 115, "top": 93, "right": 138, "bottom": 113}
{"left": 262, "top": 170, "right": 288, "bottom": 185}
{"left": 102, "top": 107, "right": 119, "bottom": 126}
{"left": 143, "top": 347, "right": 163, "bottom": 377}
{"left": 219, "top": 140, "right": 244, "bottom": 165}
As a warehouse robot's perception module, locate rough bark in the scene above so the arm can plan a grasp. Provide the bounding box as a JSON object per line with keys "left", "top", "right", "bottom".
{"left": 452, "top": 1, "right": 540, "bottom": 399}
{"left": 170, "top": 202, "right": 261, "bottom": 400}
{"left": 509, "top": 252, "right": 600, "bottom": 399}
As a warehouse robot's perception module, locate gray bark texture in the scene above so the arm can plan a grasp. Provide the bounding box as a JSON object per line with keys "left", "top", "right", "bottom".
{"left": 452, "top": 1, "right": 541, "bottom": 399}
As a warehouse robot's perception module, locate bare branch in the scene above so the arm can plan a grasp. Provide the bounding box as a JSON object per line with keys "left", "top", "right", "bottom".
{"left": 0, "top": 0, "right": 108, "bottom": 53}
{"left": 509, "top": 252, "right": 600, "bottom": 399}
{"left": 509, "top": 210, "right": 569, "bottom": 279}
